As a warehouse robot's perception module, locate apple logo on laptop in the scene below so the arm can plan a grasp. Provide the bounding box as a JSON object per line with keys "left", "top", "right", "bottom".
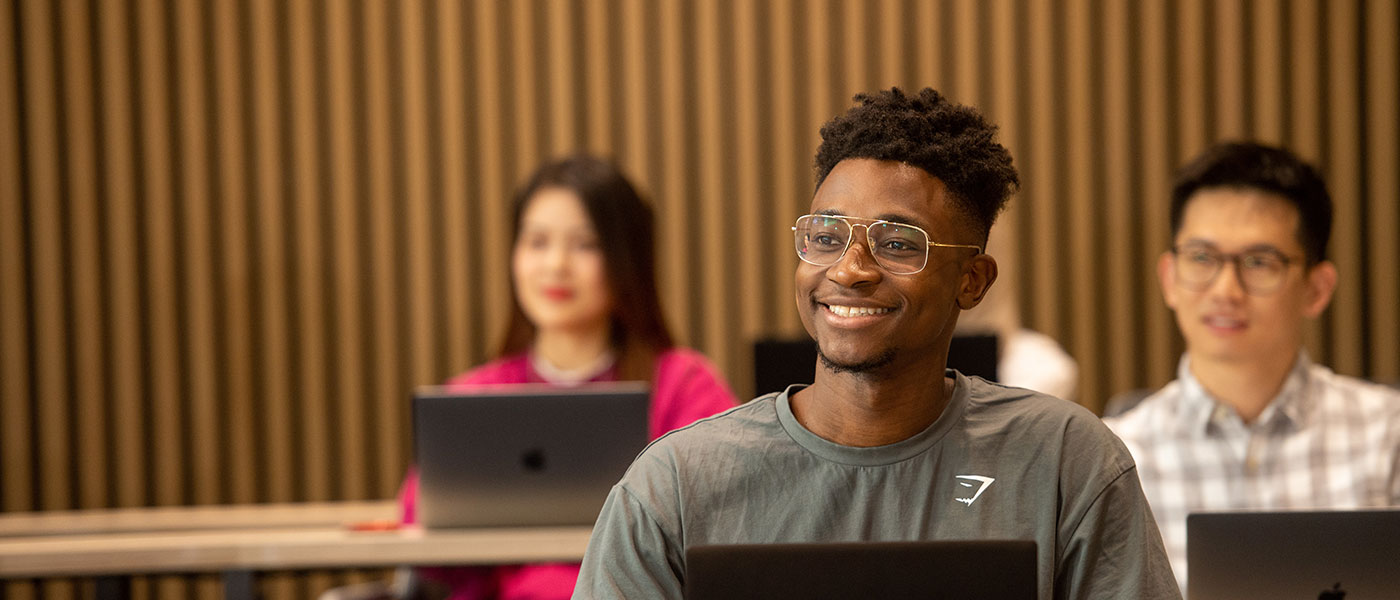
{"left": 521, "top": 447, "right": 548, "bottom": 472}
{"left": 1318, "top": 582, "right": 1346, "bottom": 600}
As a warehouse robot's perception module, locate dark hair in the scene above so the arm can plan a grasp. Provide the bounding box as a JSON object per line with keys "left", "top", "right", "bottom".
{"left": 498, "top": 155, "right": 674, "bottom": 381}
{"left": 814, "top": 87, "right": 1020, "bottom": 243}
{"left": 1170, "top": 141, "right": 1333, "bottom": 265}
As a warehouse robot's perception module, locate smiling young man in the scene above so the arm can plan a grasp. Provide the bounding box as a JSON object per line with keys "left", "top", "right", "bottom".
{"left": 1104, "top": 142, "right": 1400, "bottom": 592}
{"left": 573, "top": 88, "right": 1178, "bottom": 600}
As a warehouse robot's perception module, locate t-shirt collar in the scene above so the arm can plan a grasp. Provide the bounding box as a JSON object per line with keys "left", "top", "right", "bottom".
{"left": 773, "top": 370, "right": 969, "bottom": 466}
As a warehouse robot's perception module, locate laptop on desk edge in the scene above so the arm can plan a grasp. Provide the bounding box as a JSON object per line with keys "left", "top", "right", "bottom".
{"left": 684, "top": 540, "right": 1037, "bottom": 600}
{"left": 1187, "top": 508, "right": 1400, "bottom": 600}
{"left": 412, "top": 381, "right": 649, "bottom": 529}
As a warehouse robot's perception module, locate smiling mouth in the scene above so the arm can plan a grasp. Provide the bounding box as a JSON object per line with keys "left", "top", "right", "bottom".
{"left": 824, "top": 304, "right": 893, "bottom": 318}
{"left": 1203, "top": 315, "right": 1245, "bottom": 329}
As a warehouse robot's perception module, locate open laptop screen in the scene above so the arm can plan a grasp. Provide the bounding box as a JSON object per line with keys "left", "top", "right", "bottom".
{"left": 684, "top": 540, "right": 1037, "bottom": 600}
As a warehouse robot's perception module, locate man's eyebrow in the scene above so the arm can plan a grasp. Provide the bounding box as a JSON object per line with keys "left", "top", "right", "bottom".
{"left": 1241, "top": 244, "right": 1290, "bottom": 255}
{"left": 875, "top": 213, "right": 925, "bottom": 228}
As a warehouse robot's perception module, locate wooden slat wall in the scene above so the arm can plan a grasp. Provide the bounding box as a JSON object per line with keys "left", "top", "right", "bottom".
{"left": 2, "top": 0, "right": 1398, "bottom": 597}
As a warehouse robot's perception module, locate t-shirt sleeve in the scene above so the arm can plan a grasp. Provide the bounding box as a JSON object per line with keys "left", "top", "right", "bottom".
{"left": 1055, "top": 465, "right": 1182, "bottom": 600}
{"left": 573, "top": 484, "right": 685, "bottom": 599}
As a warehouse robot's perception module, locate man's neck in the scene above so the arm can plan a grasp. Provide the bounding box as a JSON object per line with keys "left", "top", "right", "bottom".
{"left": 1189, "top": 349, "right": 1300, "bottom": 424}
{"left": 791, "top": 362, "right": 954, "bottom": 447}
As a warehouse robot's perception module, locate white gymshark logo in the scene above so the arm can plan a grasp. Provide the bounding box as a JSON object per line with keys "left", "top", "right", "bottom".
{"left": 954, "top": 475, "right": 995, "bottom": 506}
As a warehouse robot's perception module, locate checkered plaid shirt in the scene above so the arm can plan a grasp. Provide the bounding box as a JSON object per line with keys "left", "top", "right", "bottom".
{"left": 1104, "top": 353, "right": 1400, "bottom": 592}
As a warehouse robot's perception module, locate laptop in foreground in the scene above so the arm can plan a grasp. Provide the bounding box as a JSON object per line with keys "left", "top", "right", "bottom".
{"left": 1187, "top": 509, "right": 1400, "bottom": 600}
{"left": 412, "top": 381, "right": 649, "bottom": 528}
{"left": 684, "top": 540, "right": 1037, "bottom": 600}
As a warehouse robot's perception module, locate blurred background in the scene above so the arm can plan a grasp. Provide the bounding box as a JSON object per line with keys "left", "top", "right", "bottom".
{"left": 2, "top": 0, "right": 1398, "bottom": 596}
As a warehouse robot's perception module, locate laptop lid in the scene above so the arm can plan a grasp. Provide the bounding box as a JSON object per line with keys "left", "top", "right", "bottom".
{"left": 412, "top": 381, "right": 649, "bottom": 528}
{"left": 684, "top": 540, "right": 1037, "bottom": 600}
{"left": 1187, "top": 509, "right": 1400, "bottom": 600}
{"left": 752, "top": 334, "right": 999, "bottom": 396}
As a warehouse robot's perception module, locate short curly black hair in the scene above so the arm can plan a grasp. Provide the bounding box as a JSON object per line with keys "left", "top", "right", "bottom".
{"left": 1170, "top": 141, "right": 1332, "bottom": 265}
{"left": 814, "top": 87, "right": 1019, "bottom": 242}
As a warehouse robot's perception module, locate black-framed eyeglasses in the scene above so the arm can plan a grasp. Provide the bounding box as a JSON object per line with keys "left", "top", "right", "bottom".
{"left": 1171, "top": 244, "right": 1302, "bottom": 295}
{"left": 792, "top": 214, "right": 981, "bottom": 275}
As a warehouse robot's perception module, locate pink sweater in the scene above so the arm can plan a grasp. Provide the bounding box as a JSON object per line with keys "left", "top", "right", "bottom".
{"left": 398, "top": 348, "right": 737, "bottom": 600}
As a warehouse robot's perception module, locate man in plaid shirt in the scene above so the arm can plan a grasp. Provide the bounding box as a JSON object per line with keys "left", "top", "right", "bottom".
{"left": 1104, "top": 141, "right": 1400, "bottom": 593}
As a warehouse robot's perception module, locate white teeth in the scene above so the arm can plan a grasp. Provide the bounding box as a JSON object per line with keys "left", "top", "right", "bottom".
{"left": 827, "top": 304, "right": 891, "bottom": 317}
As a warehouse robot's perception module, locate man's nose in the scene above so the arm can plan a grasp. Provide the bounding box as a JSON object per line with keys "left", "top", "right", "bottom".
{"left": 828, "top": 230, "right": 881, "bottom": 285}
{"left": 1205, "top": 258, "right": 1247, "bottom": 299}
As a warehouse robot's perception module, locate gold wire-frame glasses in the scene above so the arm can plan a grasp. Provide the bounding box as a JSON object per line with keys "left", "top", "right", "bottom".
{"left": 792, "top": 214, "right": 981, "bottom": 275}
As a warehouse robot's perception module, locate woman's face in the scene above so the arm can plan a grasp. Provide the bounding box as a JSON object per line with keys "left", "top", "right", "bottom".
{"left": 512, "top": 187, "right": 614, "bottom": 336}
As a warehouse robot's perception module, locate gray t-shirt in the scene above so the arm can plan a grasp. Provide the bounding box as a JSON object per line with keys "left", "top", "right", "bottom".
{"left": 574, "top": 371, "right": 1179, "bottom": 599}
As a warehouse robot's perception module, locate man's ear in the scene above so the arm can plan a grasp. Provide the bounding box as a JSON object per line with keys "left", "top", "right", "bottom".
{"left": 1157, "top": 252, "right": 1178, "bottom": 309}
{"left": 1303, "top": 260, "right": 1338, "bottom": 318}
{"left": 956, "top": 254, "right": 998, "bottom": 310}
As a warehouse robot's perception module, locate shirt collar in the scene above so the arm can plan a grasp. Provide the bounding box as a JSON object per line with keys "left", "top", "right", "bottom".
{"left": 1176, "top": 351, "right": 1315, "bottom": 434}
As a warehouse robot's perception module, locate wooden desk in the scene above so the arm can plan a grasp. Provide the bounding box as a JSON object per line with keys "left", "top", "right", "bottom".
{"left": 0, "top": 500, "right": 398, "bottom": 537}
{"left": 0, "top": 503, "right": 593, "bottom": 599}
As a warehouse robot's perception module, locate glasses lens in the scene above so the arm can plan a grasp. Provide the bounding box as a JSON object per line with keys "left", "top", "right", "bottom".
{"left": 1175, "top": 248, "right": 1222, "bottom": 289}
{"left": 794, "top": 215, "right": 850, "bottom": 265}
{"left": 869, "top": 222, "right": 928, "bottom": 274}
{"left": 1238, "top": 252, "right": 1288, "bottom": 293}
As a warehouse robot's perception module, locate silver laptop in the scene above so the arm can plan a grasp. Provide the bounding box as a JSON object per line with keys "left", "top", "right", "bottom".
{"left": 412, "top": 382, "right": 649, "bottom": 528}
{"left": 1187, "top": 509, "right": 1400, "bottom": 600}
{"left": 684, "top": 540, "right": 1037, "bottom": 600}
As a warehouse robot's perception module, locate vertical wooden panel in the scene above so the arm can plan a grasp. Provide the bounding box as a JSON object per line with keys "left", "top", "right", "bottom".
{"left": 1289, "top": 0, "right": 1327, "bottom": 361}
{"left": 171, "top": 0, "right": 222, "bottom": 506}
{"left": 472, "top": 0, "right": 511, "bottom": 360}
{"left": 361, "top": 0, "right": 404, "bottom": 496}
{"left": 876, "top": 0, "right": 903, "bottom": 88}
{"left": 695, "top": 0, "right": 729, "bottom": 375}
{"left": 1211, "top": 0, "right": 1247, "bottom": 138}
{"left": 618, "top": 0, "right": 648, "bottom": 185}
{"left": 734, "top": 0, "right": 763, "bottom": 398}
{"left": 20, "top": 0, "right": 72, "bottom": 513}
{"left": 434, "top": 0, "right": 474, "bottom": 379}
{"left": 913, "top": 0, "right": 941, "bottom": 88}
{"left": 210, "top": 0, "right": 256, "bottom": 504}
{"left": 1137, "top": 0, "right": 1178, "bottom": 388}
{"left": 768, "top": 0, "right": 803, "bottom": 338}
{"left": 1251, "top": 0, "right": 1286, "bottom": 141}
{"left": 1023, "top": 0, "right": 1059, "bottom": 337}
{"left": 1175, "top": 0, "right": 1210, "bottom": 162}
{"left": 510, "top": 0, "right": 540, "bottom": 171}
{"left": 1101, "top": 0, "right": 1136, "bottom": 405}
{"left": 583, "top": 0, "right": 612, "bottom": 154}
{"left": 399, "top": 0, "right": 435, "bottom": 391}
{"left": 249, "top": 0, "right": 295, "bottom": 503}
{"left": 0, "top": 0, "right": 34, "bottom": 515}
{"left": 657, "top": 0, "right": 690, "bottom": 343}
{"left": 57, "top": 0, "right": 108, "bottom": 509}
{"left": 0, "top": 0, "right": 42, "bottom": 584}
{"left": 1064, "top": 0, "right": 1101, "bottom": 406}
{"left": 287, "top": 0, "right": 332, "bottom": 502}
{"left": 1324, "top": 0, "right": 1363, "bottom": 376}
{"left": 324, "top": 0, "right": 370, "bottom": 499}
{"left": 840, "top": 0, "right": 866, "bottom": 95}
{"left": 545, "top": 0, "right": 577, "bottom": 154}
{"left": 950, "top": 0, "right": 979, "bottom": 106}
{"left": 1364, "top": 0, "right": 1400, "bottom": 380}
